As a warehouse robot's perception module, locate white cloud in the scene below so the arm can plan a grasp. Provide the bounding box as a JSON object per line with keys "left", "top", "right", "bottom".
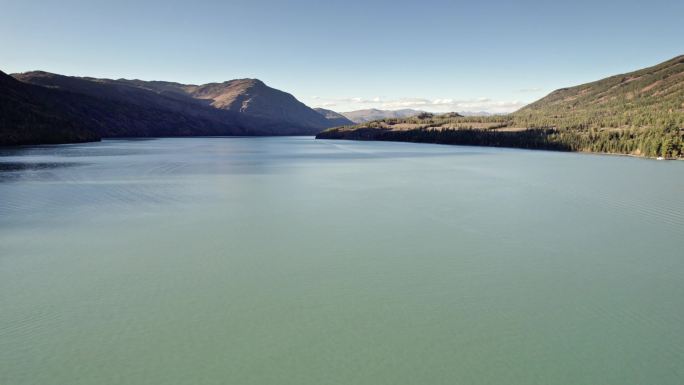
{"left": 307, "top": 96, "right": 528, "bottom": 114}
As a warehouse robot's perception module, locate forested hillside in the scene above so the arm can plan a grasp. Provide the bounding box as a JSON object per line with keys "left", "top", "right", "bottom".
{"left": 318, "top": 56, "right": 684, "bottom": 159}
{"left": 514, "top": 55, "right": 684, "bottom": 130}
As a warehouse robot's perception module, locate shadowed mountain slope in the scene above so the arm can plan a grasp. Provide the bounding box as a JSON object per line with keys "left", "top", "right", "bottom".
{"left": 3, "top": 71, "right": 341, "bottom": 145}
{"left": 1, "top": 70, "right": 99, "bottom": 145}
{"left": 15, "top": 72, "right": 336, "bottom": 135}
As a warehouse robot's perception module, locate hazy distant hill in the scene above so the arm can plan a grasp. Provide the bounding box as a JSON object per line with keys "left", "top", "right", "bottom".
{"left": 3, "top": 71, "right": 339, "bottom": 145}
{"left": 341, "top": 108, "right": 426, "bottom": 123}
{"left": 314, "top": 108, "right": 355, "bottom": 126}
{"left": 459, "top": 111, "right": 494, "bottom": 117}
{"left": 318, "top": 56, "right": 684, "bottom": 159}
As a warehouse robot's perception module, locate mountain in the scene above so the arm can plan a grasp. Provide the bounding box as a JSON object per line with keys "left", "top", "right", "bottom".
{"left": 341, "top": 108, "right": 426, "bottom": 123}
{"left": 15, "top": 72, "right": 338, "bottom": 135}
{"left": 314, "top": 108, "right": 355, "bottom": 126}
{"left": 513, "top": 55, "right": 684, "bottom": 130}
{"left": 318, "top": 55, "right": 684, "bottom": 159}
{"left": 2, "top": 71, "right": 338, "bottom": 145}
{"left": 186, "top": 79, "right": 335, "bottom": 130}
{"left": 1, "top": 70, "right": 99, "bottom": 145}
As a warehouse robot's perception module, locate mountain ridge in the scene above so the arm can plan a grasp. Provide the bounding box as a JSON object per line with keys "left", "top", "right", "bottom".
{"left": 513, "top": 54, "right": 684, "bottom": 129}
{"left": 2, "top": 71, "right": 341, "bottom": 145}
{"left": 14, "top": 71, "right": 338, "bottom": 134}
{"left": 340, "top": 108, "right": 426, "bottom": 123}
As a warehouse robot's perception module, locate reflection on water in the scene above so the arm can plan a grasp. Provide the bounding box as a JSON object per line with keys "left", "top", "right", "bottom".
{"left": 1, "top": 137, "right": 683, "bottom": 385}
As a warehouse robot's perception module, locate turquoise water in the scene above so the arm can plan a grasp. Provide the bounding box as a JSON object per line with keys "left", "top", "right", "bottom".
{"left": 1, "top": 137, "right": 683, "bottom": 384}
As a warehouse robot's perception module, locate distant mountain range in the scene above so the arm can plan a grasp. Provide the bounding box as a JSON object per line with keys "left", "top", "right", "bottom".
{"left": 1, "top": 71, "right": 341, "bottom": 145}
{"left": 317, "top": 55, "right": 684, "bottom": 159}
{"left": 459, "top": 111, "right": 495, "bottom": 117}
{"left": 338, "top": 109, "right": 427, "bottom": 124}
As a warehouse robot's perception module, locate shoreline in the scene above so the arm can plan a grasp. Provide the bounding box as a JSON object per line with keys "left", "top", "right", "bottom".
{"left": 314, "top": 136, "right": 684, "bottom": 161}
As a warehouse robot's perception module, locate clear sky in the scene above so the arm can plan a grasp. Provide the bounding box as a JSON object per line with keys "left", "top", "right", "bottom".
{"left": 1, "top": 0, "right": 682, "bottom": 113}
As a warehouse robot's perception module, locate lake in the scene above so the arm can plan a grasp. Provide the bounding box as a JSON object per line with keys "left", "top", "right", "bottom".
{"left": 1, "top": 137, "right": 683, "bottom": 385}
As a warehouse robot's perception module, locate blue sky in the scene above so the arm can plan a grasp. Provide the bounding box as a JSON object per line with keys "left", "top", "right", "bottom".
{"left": 1, "top": 0, "right": 682, "bottom": 113}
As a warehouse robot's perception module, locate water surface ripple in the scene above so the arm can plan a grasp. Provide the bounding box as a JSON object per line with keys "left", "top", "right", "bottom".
{"left": 1, "top": 137, "right": 683, "bottom": 385}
